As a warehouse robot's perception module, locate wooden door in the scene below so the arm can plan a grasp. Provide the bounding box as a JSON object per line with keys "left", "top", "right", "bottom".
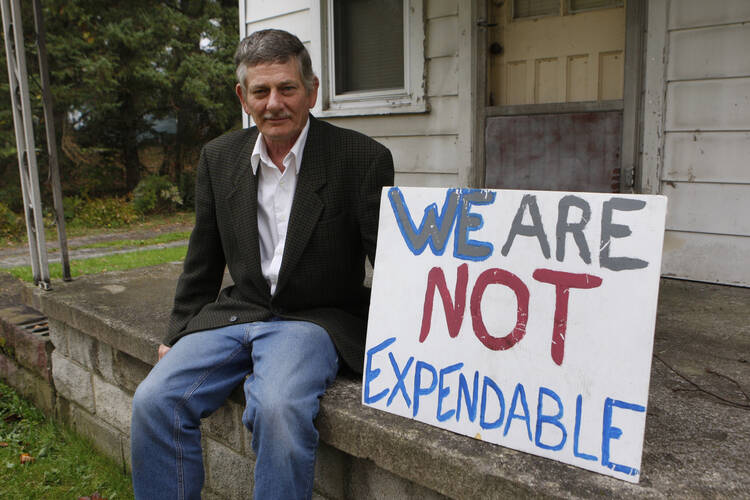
{"left": 485, "top": 0, "right": 627, "bottom": 192}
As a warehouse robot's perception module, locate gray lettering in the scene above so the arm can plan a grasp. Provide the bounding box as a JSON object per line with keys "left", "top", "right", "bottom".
{"left": 600, "top": 197, "right": 648, "bottom": 271}
{"left": 556, "top": 195, "right": 591, "bottom": 264}
{"left": 501, "top": 194, "right": 551, "bottom": 259}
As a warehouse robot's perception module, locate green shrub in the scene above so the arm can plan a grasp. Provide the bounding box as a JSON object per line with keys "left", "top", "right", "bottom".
{"left": 178, "top": 171, "right": 196, "bottom": 209}
{"left": 63, "top": 195, "right": 85, "bottom": 222}
{"left": 72, "top": 196, "right": 139, "bottom": 228}
{"left": 132, "top": 175, "right": 183, "bottom": 215}
{"left": 0, "top": 184, "right": 23, "bottom": 213}
{"left": 0, "top": 201, "right": 25, "bottom": 242}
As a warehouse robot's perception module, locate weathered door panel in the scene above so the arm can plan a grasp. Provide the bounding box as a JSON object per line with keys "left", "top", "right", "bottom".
{"left": 485, "top": 111, "right": 622, "bottom": 192}
{"left": 484, "top": 1, "right": 627, "bottom": 193}
{"left": 490, "top": 1, "right": 626, "bottom": 106}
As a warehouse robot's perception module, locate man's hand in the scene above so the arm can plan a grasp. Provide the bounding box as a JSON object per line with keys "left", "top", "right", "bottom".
{"left": 158, "top": 344, "right": 171, "bottom": 361}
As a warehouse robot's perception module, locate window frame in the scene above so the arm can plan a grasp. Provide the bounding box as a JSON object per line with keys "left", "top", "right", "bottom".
{"left": 511, "top": 0, "right": 624, "bottom": 21}
{"left": 318, "top": 0, "right": 426, "bottom": 117}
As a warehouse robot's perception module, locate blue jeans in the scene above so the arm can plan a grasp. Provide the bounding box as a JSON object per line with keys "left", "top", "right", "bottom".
{"left": 130, "top": 320, "right": 339, "bottom": 500}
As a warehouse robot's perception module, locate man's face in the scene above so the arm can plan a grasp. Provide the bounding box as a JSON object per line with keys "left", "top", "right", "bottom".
{"left": 236, "top": 59, "right": 319, "bottom": 148}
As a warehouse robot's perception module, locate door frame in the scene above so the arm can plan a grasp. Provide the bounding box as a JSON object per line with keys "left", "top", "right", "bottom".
{"left": 473, "top": 0, "right": 647, "bottom": 193}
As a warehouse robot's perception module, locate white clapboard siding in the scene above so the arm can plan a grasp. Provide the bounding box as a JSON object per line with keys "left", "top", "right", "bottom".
{"left": 426, "top": 16, "right": 458, "bottom": 58}
{"left": 245, "top": 9, "right": 311, "bottom": 43}
{"left": 374, "top": 136, "right": 459, "bottom": 174}
{"left": 395, "top": 172, "right": 460, "bottom": 187}
{"left": 665, "top": 78, "right": 750, "bottom": 131}
{"left": 654, "top": 2, "right": 750, "bottom": 286}
{"left": 663, "top": 132, "right": 750, "bottom": 183}
{"left": 662, "top": 231, "right": 750, "bottom": 286}
{"left": 326, "top": 96, "right": 459, "bottom": 138}
{"left": 668, "top": 24, "right": 750, "bottom": 80}
{"left": 244, "top": 0, "right": 309, "bottom": 24}
{"left": 668, "top": 0, "right": 750, "bottom": 30}
{"left": 426, "top": 0, "right": 458, "bottom": 19}
{"left": 662, "top": 183, "right": 750, "bottom": 237}
{"left": 427, "top": 56, "right": 459, "bottom": 97}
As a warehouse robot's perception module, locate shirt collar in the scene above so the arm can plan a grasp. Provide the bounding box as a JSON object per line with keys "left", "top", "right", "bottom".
{"left": 250, "top": 117, "right": 310, "bottom": 175}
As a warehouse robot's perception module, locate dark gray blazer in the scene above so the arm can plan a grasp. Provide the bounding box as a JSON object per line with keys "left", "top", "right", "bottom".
{"left": 164, "top": 116, "right": 394, "bottom": 372}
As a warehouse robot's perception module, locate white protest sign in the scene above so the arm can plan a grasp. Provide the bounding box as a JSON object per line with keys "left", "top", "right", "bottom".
{"left": 363, "top": 187, "right": 667, "bottom": 483}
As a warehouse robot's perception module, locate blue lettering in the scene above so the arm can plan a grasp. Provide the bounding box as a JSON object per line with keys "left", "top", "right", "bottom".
{"left": 457, "top": 371, "right": 479, "bottom": 423}
{"left": 388, "top": 187, "right": 459, "bottom": 256}
{"left": 535, "top": 387, "right": 567, "bottom": 451}
{"left": 454, "top": 189, "right": 496, "bottom": 261}
{"left": 480, "top": 376, "right": 505, "bottom": 430}
{"left": 602, "top": 397, "right": 645, "bottom": 476}
{"left": 573, "top": 395, "right": 597, "bottom": 461}
{"left": 437, "top": 363, "right": 464, "bottom": 422}
{"left": 386, "top": 353, "right": 414, "bottom": 408}
{"left": 413, "top": 361, "right": 438, "bottom": 417}
{"left": 503, "top": 383, "right": 532, "bottom": 441}
{"left": 364, "top": 337, "right": 396, "bottom": 404}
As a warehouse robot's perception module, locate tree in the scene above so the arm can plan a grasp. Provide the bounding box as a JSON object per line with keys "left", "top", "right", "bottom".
{"left": 0, "top": 0, "right": 240, "bottom": 199}
{"left": 154, "top": 0, "right": 240, "bottom": 183}
{"left": 45, "top": 0, "right": 168, "bottom": 191}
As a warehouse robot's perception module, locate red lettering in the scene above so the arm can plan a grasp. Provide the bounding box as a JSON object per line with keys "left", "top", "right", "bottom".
{"left": 419, "top": 264, "right": 468, "bottom": 342}
{"left": 532, "top": 268, "right": 603, "bottom": 366}
{"left": 470, "top": 268, "right": 529, "bottom": 351}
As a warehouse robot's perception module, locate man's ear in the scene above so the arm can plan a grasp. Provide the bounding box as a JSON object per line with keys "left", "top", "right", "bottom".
{"left": 307, "top": 76, "right": 320, "bottom": 109}
{"left": 236, "top": 84, "right": 250, "bottom": 114}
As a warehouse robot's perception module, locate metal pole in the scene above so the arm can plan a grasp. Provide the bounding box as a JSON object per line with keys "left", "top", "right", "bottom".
{"left": 1, "top": 0, "right": 51, "bottom": 289}
{"left": 32, "top": 0, "right": 70, "bottom": 281}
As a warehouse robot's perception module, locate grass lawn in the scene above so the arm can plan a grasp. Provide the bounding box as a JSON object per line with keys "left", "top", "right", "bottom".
{"left": 0, "top": 209, "right": 189, "bottom": 498}
{"left": 5, "top": 245, "right": 187, "bottom": 283}
{"left": 76, "top": 231, "right": 191, "bottom": 250}
{"left": 0, "top": 211, "right": 195, "bottom": 250}
{"left": 61, "top": 211, "right": 195, "bottom": 240}
{"left": 0, "top": 380, "right": 134, "bottom": 499}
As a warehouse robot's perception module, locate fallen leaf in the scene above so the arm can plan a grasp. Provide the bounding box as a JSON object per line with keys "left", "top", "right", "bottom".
{"left": 19, "top": 453, "right": 34, "bottom": 464}
{"left": 78, "top": 493, "right": 106, "bottom": 500}
{"left": 0, "top": 442, "right": 8, "bottom": 447}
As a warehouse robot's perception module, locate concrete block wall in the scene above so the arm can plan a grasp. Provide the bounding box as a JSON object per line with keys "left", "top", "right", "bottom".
{"left": 17, "top": 266, "right": 749, "bottom": 498}
{"left": 42, "top": 317, "right": 447, "bottom": 500}
{"left": 0, "top": 305, "right": 55, "bottom": 415}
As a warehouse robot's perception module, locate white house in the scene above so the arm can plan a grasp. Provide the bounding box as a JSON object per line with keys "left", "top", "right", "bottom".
{"left": 239, "top": 0, "right": 750, "bottom": 287}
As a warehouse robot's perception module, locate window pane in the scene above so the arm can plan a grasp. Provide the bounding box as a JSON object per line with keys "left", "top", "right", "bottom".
{"left": 333, "top": 0, "right": 404, "bottom": 94}
{"left": 569, "top": 0, "right": 623, "bottom": 13}
{"left": 513, "top": 0, "right": 559, "bottom": 19}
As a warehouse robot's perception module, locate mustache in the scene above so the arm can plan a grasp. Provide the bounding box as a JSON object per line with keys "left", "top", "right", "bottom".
{"left": 263, "top": 113, "right": 291, "bottom": 120}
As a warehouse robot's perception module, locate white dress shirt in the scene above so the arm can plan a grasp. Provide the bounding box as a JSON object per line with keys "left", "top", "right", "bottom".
{"left": 250, "top": 118, "right": 310, "bottom": 295}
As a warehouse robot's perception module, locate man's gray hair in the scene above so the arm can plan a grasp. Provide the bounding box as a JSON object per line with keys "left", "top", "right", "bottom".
{"left": 234, "top": 29, "right": 316, "bottom": 94}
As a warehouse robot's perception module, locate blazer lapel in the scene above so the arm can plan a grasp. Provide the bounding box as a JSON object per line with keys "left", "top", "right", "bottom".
{"left": 274, "top": 117, "right": 327, "bottom": 296}
{"left": 227, "top": 128, "right": 270, "bottom": 296}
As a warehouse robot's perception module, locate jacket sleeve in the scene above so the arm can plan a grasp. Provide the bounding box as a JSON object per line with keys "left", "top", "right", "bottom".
{"left": 164, "top": 147, "right": 226, "bottom": 345}
{"left": 358, "top": 146, "right": 395, "bottom": 266}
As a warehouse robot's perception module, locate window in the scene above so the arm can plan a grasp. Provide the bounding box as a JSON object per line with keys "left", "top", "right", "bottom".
{"left": 569, "top": 0, "right": 623, "bottom": 14}
{"left": 513, "top": 0, "right": 558, "bottom": 19}
{"left": 321, "top": 0, "right": 425, "bottom": 116}
{"left": 512, "top": 0, "right": 623, "bottom": 19}
{"left": 333, "top": 1, "right": 403, "bottom": 94}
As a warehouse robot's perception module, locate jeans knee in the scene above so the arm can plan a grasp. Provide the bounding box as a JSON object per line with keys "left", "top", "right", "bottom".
{"left": 245, "top": 389, "right": 314, "bottom": 431}
{"left": 132, "top": 378, "right": 167, "bottom": 423}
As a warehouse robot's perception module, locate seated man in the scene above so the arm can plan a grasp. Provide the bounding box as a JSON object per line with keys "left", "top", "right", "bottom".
{"left": 130, "top": 29, "right": 394, "bottom": 500}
